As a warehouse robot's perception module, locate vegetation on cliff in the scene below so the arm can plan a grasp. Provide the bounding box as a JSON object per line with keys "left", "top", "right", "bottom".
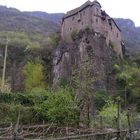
{"left": 0, "top": 6, "right": 140, "bottom": 129}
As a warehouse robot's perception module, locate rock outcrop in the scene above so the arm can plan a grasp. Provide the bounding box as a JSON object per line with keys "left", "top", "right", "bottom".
{"left": 53, "top": 29, "right": 121, "bottom": 126}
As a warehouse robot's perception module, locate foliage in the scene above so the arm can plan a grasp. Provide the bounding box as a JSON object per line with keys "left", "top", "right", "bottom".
{"left": 112, "top": 64, "right": 121, "bottom": 73}
{"left": 98, "top": 100, "right": 128, "bottom": 128}
{"left": 94, "top": 90, "right": 109, "bottom": 111}
{"left": 23, "top": 61, "right": 46, "bottom": 91}
{"left": 0, "top": 103, "right": 39, "bottom": 125}
{"left": 109, "top": 41, "right": 115, "bottom": 48}
{"left": 85, "top": 27, "right": 92, "bottom": 33}
{"left": 116, "top": 72, "right": 133, "bottom": 88}
{"left": 0, "top": 91, "right": 48, "bottom": 106}
{"left": 71, "top": 57, "right": 97, "bottom": 126}
{"left": 115, "top": 62, "right": 140, "bottom": 107}
{"left": 39, "top": 87, "right": 79, "bottom": 125}
{"left": 71, "top": 31, "right": 77, "bottom": 41}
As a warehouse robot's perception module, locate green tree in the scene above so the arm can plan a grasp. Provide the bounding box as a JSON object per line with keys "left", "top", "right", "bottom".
{"left": 39, "top": 87, "right": 79, "bottom": 125}
{"left": 98, "top": 100, "right": 127, "bottom": 128}
{"left": 72, "top": 57, "right": 97, "bottom": 127}
{"left": 23, "top": 61, "right": 46, "bottom": 91}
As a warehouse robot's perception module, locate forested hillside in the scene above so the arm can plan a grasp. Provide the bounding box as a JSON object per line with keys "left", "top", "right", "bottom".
{"left": 0, "top": 6, "right": 59, "bottom": 34}
{"left": 0, "top": 6, "right": 60, "bottom": 91}
{"left": 24, "top": 11, "right": 64, "bottom": 24}
{"left": 0, "top": 5, "right": 140, "bottom": 131}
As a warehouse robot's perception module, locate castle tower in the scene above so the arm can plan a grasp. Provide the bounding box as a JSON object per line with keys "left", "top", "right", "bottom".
{"left": 92, "top": 0, "right": 101, "bottom": 15}
{"left": 91, "top": 0, "right": 102, "bottom": 32}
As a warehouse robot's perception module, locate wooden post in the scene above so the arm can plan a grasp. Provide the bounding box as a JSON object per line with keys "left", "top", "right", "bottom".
{"left": 127, "top": 108, "right": 133, "bottom": 140}
{"left": 1, "top": 38, "right": 9, "bottom": 92}
{"left": 124, "top": 86, "right": 127, "bottom": 109}
{"left": 43, "top": 120, "right": 45, "bottom": 139}
{"left": 100, "top": 116, "right": 103, "bottom": 130}
{"left": 13, "top": 109, "right": 20, "bottom": 139}
{"left": 117, "top": 97, "right": 121, "bottom": 140}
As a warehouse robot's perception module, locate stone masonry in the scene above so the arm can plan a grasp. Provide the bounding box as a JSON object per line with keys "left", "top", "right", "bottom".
{"left": 61, "top": 0, "right": 123, "bottom": 57}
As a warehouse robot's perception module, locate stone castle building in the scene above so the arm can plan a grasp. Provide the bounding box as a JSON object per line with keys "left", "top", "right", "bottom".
{"left": 61, "top": 0, "right": 123, "bottom": 57}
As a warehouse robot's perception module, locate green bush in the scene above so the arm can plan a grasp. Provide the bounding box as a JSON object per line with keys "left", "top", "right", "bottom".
{"left": 39, "top": 87, "right": 79, "bottom": 125}
{"left": 23, "top": 61, "right": 46, "bottom": 91}
{"left": 85, "top": 27, "right": 92, "bottom": 33}
{"left": 109, "top": 41, "right": 115, "bottom": 48}
{"left": 95, "top": 90, "right": 108, "bottom": 111}
{"left": 71, "top": 31, "right": 77, "bottom": 41}
{"left": 0, "top": 103, "right": 41, "bottom": 125}
{"left": 113, "top": 64, "right": 121, "bottom": 73}
{"left": 97, "top": 100, "right": 127, "bottom": 128}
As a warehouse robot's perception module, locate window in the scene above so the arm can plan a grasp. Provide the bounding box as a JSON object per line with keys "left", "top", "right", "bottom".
{"left": 96, "top": 18, "right": 98, "bottom": 23}
{"left": 72, "top": 16, "right": 75, "bottom": 21}
{"left": 96, "top": 8, "right": 98, "bottom": 12}
{"left": 117, "top": 33, "right": 119, "bottom": 38}
{"left": 83, "top": 11, "right": 85, "bottom": 15}
{"left": 80, "top": 13, "right": 82, "bottom": 16}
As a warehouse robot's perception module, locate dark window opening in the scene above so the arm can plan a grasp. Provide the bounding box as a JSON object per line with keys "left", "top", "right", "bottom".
{"left": 83, "top": 11, "right": 85, "bottom": 15}
{"left": 78, "top": 19, "right": 81, "bottom": 22}
{"left": 96, "top": 18, "right": 98, "bottom": 23}
{"left": 72, "top": 17, "right": 75, "bottom": 21}
{"left": 96, "top": 8, "right": 98, "bottom": 12}
{"left": 117, "top": 33, "right": 119, "bottom": 38}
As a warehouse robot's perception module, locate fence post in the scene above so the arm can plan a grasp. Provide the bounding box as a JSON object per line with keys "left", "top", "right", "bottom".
{"left": 100, "top": 116, "right": 103, "bottom": 130}
{"left": 127, "top": 108, "right": 133, "bottom": 140}
{"left": 43, "top": 120, "right": 45, "bottom": 139}
{"left": 117, "top": 97, "right": 121, "bottom": 140}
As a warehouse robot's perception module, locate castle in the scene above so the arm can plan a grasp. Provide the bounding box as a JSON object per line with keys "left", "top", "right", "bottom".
{"left": 61, "top": 0, "right": 123, "bottom": 57}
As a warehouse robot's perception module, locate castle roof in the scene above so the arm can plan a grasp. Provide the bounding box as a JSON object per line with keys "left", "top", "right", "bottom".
{"left": 63, "top": 0, "right": 101, "bottom": 19}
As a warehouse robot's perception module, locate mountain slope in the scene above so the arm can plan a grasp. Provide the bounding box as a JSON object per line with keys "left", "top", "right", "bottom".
{"left": 114, "top": 18, "right": 140, "bottom": 54}
{"left": 0, "top": 6, "right": 59, "bottom": 36}
{"left": 24, "top": 11, "right": 64, "bottom": 24}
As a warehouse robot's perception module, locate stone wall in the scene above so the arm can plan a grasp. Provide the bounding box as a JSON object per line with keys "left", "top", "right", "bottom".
{"left": 61, "top": 1, "right": 123, "bottom": 57}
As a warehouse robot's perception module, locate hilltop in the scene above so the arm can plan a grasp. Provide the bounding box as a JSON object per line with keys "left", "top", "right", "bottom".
{"left": 24, "top": 11, "right": 64, "bottom": 24}
{"left": 0, "top": 6, "right": 59, "bottom": 35}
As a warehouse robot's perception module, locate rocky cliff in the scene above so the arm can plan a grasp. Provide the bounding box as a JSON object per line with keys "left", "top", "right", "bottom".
{"left": 53, "top": 30, "right": 121, "bottom": 125}
{"left": 53, "top": 30, "right": 120, "bottom": 90}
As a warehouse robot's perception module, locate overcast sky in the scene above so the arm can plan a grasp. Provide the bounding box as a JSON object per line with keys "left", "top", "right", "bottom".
{"left": 0, "top": 0, "right": 140, "bottom": 26}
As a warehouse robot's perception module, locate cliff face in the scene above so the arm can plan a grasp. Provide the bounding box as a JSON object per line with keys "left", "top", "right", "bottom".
{"left": 53, "top": 29, "right": 121, "bottom": 126}
{"left": 53, "top": 30, "right": 119, "bottom": 90}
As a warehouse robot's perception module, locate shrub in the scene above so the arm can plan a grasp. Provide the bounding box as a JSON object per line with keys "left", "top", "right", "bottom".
{"left": 97, "top": 100, "right": 128, "bottom": 128}
{"left": 39, "top": 87, "right": 79, "bottom": 125}
{"left": 71, "top": 31, "right": 77, "bottom": 41}
{"left": 113, "top": 64, "right": 121, "bottom": 73}
{"left": 95, "top": 90, "right": 108, "bottom": 111}
{"left": 23, "top": 61, "right": 46, "bottom": 91}
{"left": 109, "top": 41, "right": 115, "bottom": 48}
{"left": 85, "top": 27, "right": 92, "bottom": 33}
